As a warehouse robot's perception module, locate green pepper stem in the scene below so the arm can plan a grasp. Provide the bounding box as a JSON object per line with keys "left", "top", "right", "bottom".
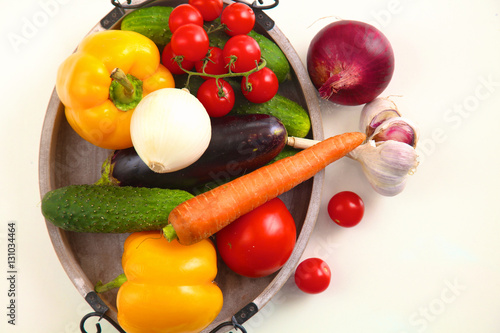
{"left": 95, "top": 273, "right": 127, "bottom": 293}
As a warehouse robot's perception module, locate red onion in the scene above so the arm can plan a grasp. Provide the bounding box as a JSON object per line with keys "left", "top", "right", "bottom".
{"left": 307, "top": 20, "right": 395, "bottom": 106}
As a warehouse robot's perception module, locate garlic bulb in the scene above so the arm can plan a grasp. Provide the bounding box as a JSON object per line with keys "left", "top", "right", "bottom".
{"left": 348, "top": 140, "right": 419, "bottom": 196}
{"left": 130, "top": 88, "right": 212, "bottom": 173}
{"left": 368, "top": 117, "right": 420, "bottom": 148}
{"left": 359, "top": 97, "right": 401, "bottom": 137}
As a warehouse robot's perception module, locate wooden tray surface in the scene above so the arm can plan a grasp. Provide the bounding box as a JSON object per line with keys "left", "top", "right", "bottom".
{"left": 38, "top": 1, "right": 324, "bottom": 331}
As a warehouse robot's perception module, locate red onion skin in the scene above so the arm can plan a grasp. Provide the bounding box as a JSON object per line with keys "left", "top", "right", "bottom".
{"left": 307, "top": 20, "right": 395, "bottom": 106}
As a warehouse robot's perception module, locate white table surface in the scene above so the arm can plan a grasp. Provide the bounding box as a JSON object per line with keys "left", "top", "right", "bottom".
{"left": 2, "top": 0, "right": 500, "bottom": 332}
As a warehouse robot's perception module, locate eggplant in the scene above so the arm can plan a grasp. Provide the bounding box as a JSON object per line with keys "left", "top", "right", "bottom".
{"left": 102, "top": 114, "right": 287, "bottom": 193}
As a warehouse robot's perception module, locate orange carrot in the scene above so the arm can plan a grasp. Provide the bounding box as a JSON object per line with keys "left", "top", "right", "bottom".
{"left": 167, "top": 132, "right": 365, "bottom": 245}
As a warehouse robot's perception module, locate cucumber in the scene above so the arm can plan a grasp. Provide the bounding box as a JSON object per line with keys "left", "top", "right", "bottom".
{"left": 231, "top": 94, "right": 311, "bottom": 138}
{"left": 41, "top": 185, "right": 193, "bottom": 233}
{"left": 248, "top": 30, "right": 291, "bottom": 83}
{"left": 208, "top": 26, "right": 291, "bottom": 82}
{"left": 120, "top": 6, "right": 174, "bottom": 46}
{"left": 267, "top": 145, "right": 300, "bottom": 164}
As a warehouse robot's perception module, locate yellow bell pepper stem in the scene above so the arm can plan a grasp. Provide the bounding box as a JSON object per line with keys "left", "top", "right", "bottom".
{"left": 109, "top": 68, "right": 144, "bottom": 111}
{"left": 110, "top": 68, "right": 135, "bottom": 96}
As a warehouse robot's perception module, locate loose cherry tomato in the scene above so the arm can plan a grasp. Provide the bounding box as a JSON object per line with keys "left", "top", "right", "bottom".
{"left": 189, "top": 0, "right": 223, "bottom": 21}
{"left": 242, "top": 67, "right": 279, "bottom": 103}
{"left": 171, "top": 23, "right": 209, "bottom": 62}
{"left": 294, "top": 258, "right": 331, "bottom": 294}
{"left": 221, "top": 2, "right": 255, "bottom": 36}
{"left": 197, "top": 78, "right": 235, "bottom": 117}
{"left": 161, "top": 43, "right": 195, "bottom": 75}
{"left": 216, "top": 198, "right": 297, "bottom": 278}
{"left": 195, "top": 47, "right": 227, "bottom": 79}
{"left": 327, "top": 191, "right": 364, "bottom": 228}
{"left": 222, "top": 35, "right": 261, "bottom": 73}
{"left": 168, "top": 4, "right": 204, "bottom": 33}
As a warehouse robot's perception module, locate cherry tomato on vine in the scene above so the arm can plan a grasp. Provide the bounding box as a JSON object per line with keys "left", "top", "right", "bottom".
{"left": 189, "top": 0, "right": 223, "bottom": 21}
{"left": 222, "top": 35, "right": 261, "bottom": 73}
{"left": 161, "top": 43, "right": 195, "bottom": 75}
{"left": 195, "top": 47, "right": 227, "bottom": 79}
{"left": 294, "top": 258, "right": 331, "bottom": 294}
{"left": 171, "top": 23, "right": 209, "bottom": 62}
{"left": 197, "top": 78, "right": 235, "bottom": 117}
{"left": 168, "top": 4, "right": 204, "bottom": 33}
{"left": 221, "top": 2, "right": 255, "bottom": 36}
{"left": 242, "top": 67, "right": 279, "bottom": 103}
{"left": 216, "top": 198, "right": 297, "bottom": 278}
{"left": 327, "top": 191, "right": 364, "bottom": 228}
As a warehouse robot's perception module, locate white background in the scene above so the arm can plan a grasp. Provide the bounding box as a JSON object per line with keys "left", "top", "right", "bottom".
{"left": 2, "top": 0, "right": 500, "bottom": 332}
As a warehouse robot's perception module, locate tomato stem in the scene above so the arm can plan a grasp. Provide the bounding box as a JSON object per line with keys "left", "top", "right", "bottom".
{"left": 179, "top": 58, "right": 267, "bottom": 89}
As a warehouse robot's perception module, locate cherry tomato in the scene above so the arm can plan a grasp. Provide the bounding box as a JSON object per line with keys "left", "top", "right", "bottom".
{"left": 161, "top": 43, "right": 195, "bottom": 75}
{"left": 223, "top": 35, "right": 261, "bottom": 73}
{"left": 221, "top": 2, "right": 255, "bottom": 36}
{"left": 171, "top": 23, "right": 209, "bottom": 62}
{"left": 195, "top": 47, "right": 227, "bottom": 79}
{"left": 197, "top": 78, "right": 235, "bottom": 117}
{"left": 168, "top": 4, "right": 204, "bottom": 33}
{"left": 189, "top": 0, "right": 223, "bottom": 21}
{"left": 216, "top": 198, "right": 297, "bottom": 278}
{"left": 294, "top": 258, "right": 331, "bottom": 294}
{"left": 327, "top": 191, "right": 364, "bottom": 228}
{"left": 242, "top": 67, "right": 279, "bottom": 103}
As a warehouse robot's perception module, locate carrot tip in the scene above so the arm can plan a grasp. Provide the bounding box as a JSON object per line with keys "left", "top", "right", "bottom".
{"left": 162, "top": 224, "right": 177, "bottom": 242}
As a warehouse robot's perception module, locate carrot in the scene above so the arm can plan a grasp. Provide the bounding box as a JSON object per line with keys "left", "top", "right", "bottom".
{"left": 166, "top": 132, "right": 365, "bottom": 245}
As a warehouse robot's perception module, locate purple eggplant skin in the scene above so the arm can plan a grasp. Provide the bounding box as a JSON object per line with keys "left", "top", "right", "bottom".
{"left": 108, "top": 114, "right": 287, "bottom": 193}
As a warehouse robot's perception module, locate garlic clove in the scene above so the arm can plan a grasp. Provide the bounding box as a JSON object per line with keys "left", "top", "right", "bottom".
{"left": 359, "top": 97, "right": 400, "bottom": 137}
{"left": 348, "top": 140, "right": 419, "bottom": 196}
{"left": 368, "top": 117, "right": 420, "bottom": 148}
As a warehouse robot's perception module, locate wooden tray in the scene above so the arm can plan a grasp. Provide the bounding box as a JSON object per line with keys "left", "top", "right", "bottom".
{"left": 38, "top": 0, "right": 324, "bottom": 331}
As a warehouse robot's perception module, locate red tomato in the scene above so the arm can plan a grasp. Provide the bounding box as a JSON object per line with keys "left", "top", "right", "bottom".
{"left": 161, "top": 43, "right": 195, "bottom": 75}
{"left": 171, "top": 23, "right": 209, "bottom": 62}
{"left": 221, "top": 2, "right": 255, "bottom": 36}
{"left": 216, "top": 198, "right": 297, "bottom": 278}
{"left": 222, "top": 35, "right": 261, "bottom": 73}
{"left": 168, "top": 4, "right": 204, "bottom": 33}
{"left": 242, "top": 67, "right": 279, "bottom": 103}
{"left": 189, "top": 0, "right": 223, "bottom": 21}
{"left": 195, "top": 47, "right": 227, "bottom": 79}
{"left": 197, "top": 78, "right": 235, "bottom": 117}
{"left": 294, "top": 258, "right": 331, "bottom": 294}
{"left": 327, "top": 191, "right": 364, "bottom": 228}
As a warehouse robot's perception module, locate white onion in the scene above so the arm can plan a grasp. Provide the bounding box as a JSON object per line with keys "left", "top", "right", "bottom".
{"left": 130, "top": 88, "right": 212, "bottom": 173}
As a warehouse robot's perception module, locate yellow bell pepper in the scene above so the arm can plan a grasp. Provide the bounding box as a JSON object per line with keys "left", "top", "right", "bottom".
{"left": 56, "top": 30, "right": 175, "bottom": 150}
{"left": 117, "top": 231, "right": 223, "bottom": 333}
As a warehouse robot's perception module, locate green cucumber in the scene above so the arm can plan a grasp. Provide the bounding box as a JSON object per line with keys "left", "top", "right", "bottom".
{"left": 120, "top": 6, "right": 174, "bottom": 46}
{"left": 231, "top": 94, "right": 311, "bottom": 138}
{"left": 268, "top": 145, "right": 300, "bottom": 164}
{"left": 41, "top": 185, "right": 193, "bottom": 233}
{"left": 248, "top": 30, "right": 291, "bottom": 83}
{"left": 208, "top": 27, "right": 291, "bottom": 82}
